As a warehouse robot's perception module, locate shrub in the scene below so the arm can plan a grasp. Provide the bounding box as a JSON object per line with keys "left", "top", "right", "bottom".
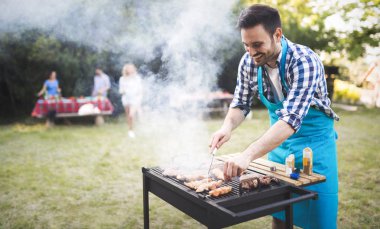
{"left": 333, "top": 79, "right": 361, "bottom": 104}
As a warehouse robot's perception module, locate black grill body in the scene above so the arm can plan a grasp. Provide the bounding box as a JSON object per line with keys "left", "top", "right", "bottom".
{"left": 142, "top": 167, "right": 318, "bottom": 229}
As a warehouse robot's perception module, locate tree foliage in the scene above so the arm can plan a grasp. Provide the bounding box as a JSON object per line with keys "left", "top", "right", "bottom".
{"left": 0, "top": 30, "right": 119, "bottom": 117}
{"left": 0, "top": 0, "right": 378, "bottom": 119}
{"left": 335, "top": 0, "right": 380, "bottom": 60}
{"left": 239, "top": 0, "right": 379, "bottom": 60}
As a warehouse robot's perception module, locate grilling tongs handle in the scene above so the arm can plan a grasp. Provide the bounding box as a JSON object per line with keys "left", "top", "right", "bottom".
{"left": 211, "top": 147, "right": 217, "bottom": 156}
{"left": 207, "top": 148, "right": 218, "bottom": 176}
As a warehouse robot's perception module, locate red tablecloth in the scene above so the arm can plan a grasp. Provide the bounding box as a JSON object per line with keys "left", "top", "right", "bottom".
{"left": 31, "top": 97, "right": 114, "bottom": 118}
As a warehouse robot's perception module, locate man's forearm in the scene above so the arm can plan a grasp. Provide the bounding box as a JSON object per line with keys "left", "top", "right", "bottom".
{"left": 221, "top": 108, "right": 246, "bottom": 132}
{"left": 243, "top": 120, "right": 295, "bottom": 161}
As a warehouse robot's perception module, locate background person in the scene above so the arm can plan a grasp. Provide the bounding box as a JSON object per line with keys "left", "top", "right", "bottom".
{"left": 92, "top": 68, "right": 111, "bottom": 97}
{"left": 210, "top": 4, "right": 339, "bottom": 229}
{"left": 37, "top": 71, "right": 61, "bottom": 98}
{"left": 119, "top": 64, "right": 143, "bottom": 138}
{"left": 37, "top": 71, "right": 61, "bottom": 127}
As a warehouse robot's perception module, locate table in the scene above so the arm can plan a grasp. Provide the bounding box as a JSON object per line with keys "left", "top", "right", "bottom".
{"left": 169, "top": 91, "right": 234, "bottom": 116}
{"left": 217, "top": 153, "right": 326, "bottom": 187}
{"left": 31, "top": 97, "right": 114, "bottom": 125}
{"left": 206, "top": 91, "right": 234, "bottom": 115}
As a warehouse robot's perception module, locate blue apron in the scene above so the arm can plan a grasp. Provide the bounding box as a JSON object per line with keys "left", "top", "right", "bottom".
{"left": 257, "top": 38, "right": 338, "bottom": 229}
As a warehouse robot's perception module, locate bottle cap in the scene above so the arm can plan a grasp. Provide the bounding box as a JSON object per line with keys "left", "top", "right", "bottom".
{"left": 290, "top": 172, "right": 300, "bottom": 180}
{"left": 303, "top": 147, "right": 312, "bottom": 153}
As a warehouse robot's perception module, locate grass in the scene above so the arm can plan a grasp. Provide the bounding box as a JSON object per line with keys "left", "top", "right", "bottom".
{"left": 0, "top": 107, "right": 379, "bottom": 229}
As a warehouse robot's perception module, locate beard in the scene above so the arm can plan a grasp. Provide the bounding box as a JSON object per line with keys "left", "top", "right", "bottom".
{"left": 251, "top": 39, "right": 278, "bottom": 66}
{"left": 252, "top": 53, "right": 269, "bottom": 66}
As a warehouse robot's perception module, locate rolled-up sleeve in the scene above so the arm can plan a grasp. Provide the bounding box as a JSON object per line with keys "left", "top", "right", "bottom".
{"left": 276, "top": 56, "right": 321, "bottom": 131}
{"left": 230, "top": 55, "right": 254, "bottom": 116}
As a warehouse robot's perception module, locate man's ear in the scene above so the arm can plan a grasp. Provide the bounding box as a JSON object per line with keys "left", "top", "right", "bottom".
{"left": 274, "top": 28, "right": 282, "bottom": 42}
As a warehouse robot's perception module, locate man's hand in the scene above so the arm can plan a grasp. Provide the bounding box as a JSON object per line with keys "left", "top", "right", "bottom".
{"left": 209, "top": 128, "right": 231, "bottom": 153}
{"left": 209, "top": 108, "right": 245, "bottom": 153}
{"left": 223, "top": 152, "right": 251, "bottom": 181}
{"left": 222, "top": 120, "right": 295, "bottom": 181}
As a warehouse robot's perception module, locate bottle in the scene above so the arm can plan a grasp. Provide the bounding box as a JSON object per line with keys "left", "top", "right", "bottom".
{"left": 303, "top": 147, "right": 313, "bottom": 175}
{"left": 285, "top": 154, "right": 295, "bottom": 176}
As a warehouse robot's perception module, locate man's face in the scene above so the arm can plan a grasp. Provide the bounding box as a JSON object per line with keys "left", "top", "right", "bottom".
{"left": 95, "top": 69, "right": 102, "bottom": 75}
{"left": 241, "top": 24, "right": 280, "bottom": 66}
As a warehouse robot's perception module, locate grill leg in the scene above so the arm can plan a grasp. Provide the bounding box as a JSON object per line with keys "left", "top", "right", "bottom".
{"left": 143, "top": 175, "right": 149, "bottom": 229}
{"left": 285, "top": 203, "right": 293, "bottom": 229}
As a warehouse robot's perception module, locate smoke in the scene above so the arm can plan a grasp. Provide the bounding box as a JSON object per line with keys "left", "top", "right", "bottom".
{"left": 0, "top": 0, "right": 239, "bottom": 168}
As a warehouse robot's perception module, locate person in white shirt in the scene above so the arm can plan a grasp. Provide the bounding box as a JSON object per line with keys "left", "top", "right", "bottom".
{"left": 92, "top": 68, "right": 111, "bottom": 97}
{"left": 119, "top": 64, "right": 143, "bottom": 138}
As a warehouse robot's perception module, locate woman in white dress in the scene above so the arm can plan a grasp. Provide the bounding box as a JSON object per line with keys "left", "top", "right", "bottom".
{"left": 119, "top": 64, "right": 143, "bottom": 138}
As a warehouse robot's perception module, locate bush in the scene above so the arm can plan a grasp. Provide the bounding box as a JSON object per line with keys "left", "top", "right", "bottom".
{"left": 333, "top": 79, "right": 361, "bottom": 104}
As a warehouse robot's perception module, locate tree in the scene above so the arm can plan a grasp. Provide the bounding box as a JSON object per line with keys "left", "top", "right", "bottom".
{"left": 238, "top": 0, "right": 379, "bottom": 60}
{"left": 331, "top": 0, "right": 380, "bottom": 60}
{"left": 0, "top": 30, "right": 119, "bottom": 118}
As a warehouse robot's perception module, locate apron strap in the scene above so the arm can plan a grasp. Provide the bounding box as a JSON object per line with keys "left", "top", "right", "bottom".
{"left": 258, "top": 36, "right": 289, "bottom": 107}
{"left": 279, "top": 36, "right": 289, "bottom": 92}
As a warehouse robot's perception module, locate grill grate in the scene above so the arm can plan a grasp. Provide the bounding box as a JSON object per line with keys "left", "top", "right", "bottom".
{"left": 150, "top": 167, "right": 284, "bottom": 202}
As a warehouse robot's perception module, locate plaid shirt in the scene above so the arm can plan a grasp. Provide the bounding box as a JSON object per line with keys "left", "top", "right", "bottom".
{"left": 230, "top": 37, "right": 339, "bottom": 131}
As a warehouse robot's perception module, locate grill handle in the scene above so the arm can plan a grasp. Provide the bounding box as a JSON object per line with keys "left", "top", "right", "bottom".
{"left": 232, "top": 192, "right": 317, "bottom": 218}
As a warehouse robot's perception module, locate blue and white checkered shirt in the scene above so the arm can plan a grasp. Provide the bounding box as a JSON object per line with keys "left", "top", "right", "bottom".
{"left": 230, "top": 37, "right": 339, "bottom": 131}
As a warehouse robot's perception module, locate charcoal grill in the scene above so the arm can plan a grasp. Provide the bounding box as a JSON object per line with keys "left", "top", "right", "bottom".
{"left": 142, "top": 167, "right": 318, "bottom": 229}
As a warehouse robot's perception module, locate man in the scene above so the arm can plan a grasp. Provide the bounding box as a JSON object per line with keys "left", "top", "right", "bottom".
{"left": 92, "top": 68, "right": 111, "bottom": 97}
{"left": 210, "top": 4, "right": 339, "bottom": 229}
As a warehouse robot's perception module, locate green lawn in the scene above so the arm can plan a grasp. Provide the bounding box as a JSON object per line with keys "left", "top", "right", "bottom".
{"left": 0, "top": 107, "right": 379, "bottom": 229}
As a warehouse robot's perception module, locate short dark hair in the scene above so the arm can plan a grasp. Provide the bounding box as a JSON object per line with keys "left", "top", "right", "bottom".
{"left": 237, "top": 4, "right": 281, "bottom": 35}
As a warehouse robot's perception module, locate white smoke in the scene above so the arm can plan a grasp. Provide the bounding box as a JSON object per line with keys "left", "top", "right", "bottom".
{"left": 0, "top": 0, "right": 239, "bottom": 168}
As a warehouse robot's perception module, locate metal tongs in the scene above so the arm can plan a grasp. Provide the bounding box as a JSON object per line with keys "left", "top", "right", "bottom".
{"left": 207, "top": 147, "right": 218, "bottom": 177}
